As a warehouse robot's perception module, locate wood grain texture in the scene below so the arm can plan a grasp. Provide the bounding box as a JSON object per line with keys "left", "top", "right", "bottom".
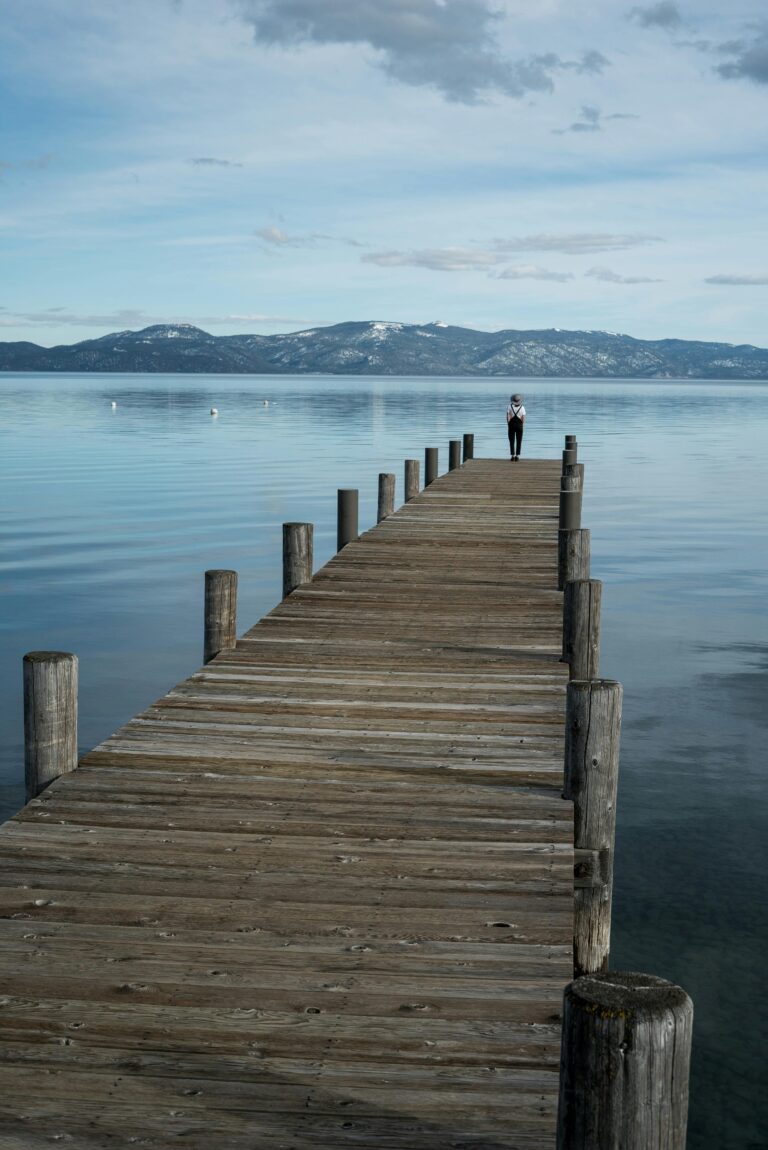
{"left": 1, "top": 458, "right": 572, "bottom": 1148}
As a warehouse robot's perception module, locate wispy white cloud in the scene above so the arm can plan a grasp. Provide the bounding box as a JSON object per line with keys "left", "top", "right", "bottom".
{"left": 497, "top": 265, "right": 574, "bottom": 283}
{"left": 362, "top": 247, "right": 500, "bottom": 272}
{"left": 0, "top": 308, "right": 306, "bottom": 329}
{"left": 188, "top": 156, "right": 244, "bottom": 168}
{"left": 704, "top": 273, "right": 768, "bottom": 285}
{"left": 492, "top": 233, "right": 664, "bottom": 255}
{"left": 586, "top": 265, "right": 663, "bottom": 283}
{"left": 256, "top": 224, "right": 363, "bottom": 248}
{"left": 553, "top": 105, "right": 639, "bottom": 134}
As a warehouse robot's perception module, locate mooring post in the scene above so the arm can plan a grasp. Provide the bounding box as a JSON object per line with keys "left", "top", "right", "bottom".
{"left": 425, "top": 446, "right": 438, "bottom": 486}
{"left": 564, "top": 463, "right": 584, "bottom": 491}
{"left": 282, "top": 522, "right": 313, "bottom": 598}
{"left": 404, "top": 459, "right": 420, "bottom": 502}
{"left": 561, "top": 473, "right": 580, "bottom": 494}
{"left": 559, "top": 484, "right": 582, "bottom": 531}
{"left": 564, "top": 678, "right": 621, "bottom": 975}
{"left": 337, "top": 488, "right": 359, "bottom": 550}
{"left": 448, "top": 440, "right": 461, "bottom": 470}
{"left": 204, "top": 569, "right": 238, "bottom": 664}
{"left": 462, "top": 433, "right": 474, "bottom": 461}
{"left": 557, "top": 971, "right": 693, "bottom": 1150}
{"left": 563, "top": 446, "right": 578, "bottom": 469}
{"left": 558, "top": 528, "right": 591, "bottom": 592}
{"left": 563, "top": 579, "right": 601, "bottom": 679}
{"left": 23, "top": 651, "right": 78, "bottom": 801}
{"left": 377, "top": 473, "right": 395, "bottom": 522}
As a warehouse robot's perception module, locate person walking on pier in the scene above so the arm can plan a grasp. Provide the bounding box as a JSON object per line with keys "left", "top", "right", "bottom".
{"left": 506, "top": 393, "right": 525, "bottom": 460}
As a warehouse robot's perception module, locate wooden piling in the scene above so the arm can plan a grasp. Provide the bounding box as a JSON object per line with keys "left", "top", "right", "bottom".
{"left": 561, "top": 473, "right": 580, "bottom": 494}
{"left": 404, "top": 459, "right": 420, "bottom": 502}
{"left": 563, "top": 446, "right": 578, "bottom": 469}
{"left": 425, "top": 446, "right": 438, "bottom": 486}
{"left": 282, "top": 522, "right": 313, "bottom": 598}
{"left": 564, "top": 678, "right": 621, "bottom": 976}
{"left": 559, "top": 486, "right": 582, "bottom": 531}
{"left": 204, "top": 569, "right": 238, "bottom": 665}
{"left": 557, "top": 971, "right": 693, "bottom": 1150}
{"left": 448, "top": 440, "right": 461, "bottom": 470}
{"left": 563, "top": 579, "right": 601, "bottom": 679}
{"left": 558, "top": 528, "right": 591, "bottom": 591}
{"left": 565, "top": 435, "right": 577, "bottom": 448}
{"left": 377, "top": 472, "right": 395, "bottom": 522}
{"left": 23, "top": 651, "right": 78, "bottom": 801}
{"left": 462, "top": 433, "right": 474, "bottom": 461}
{"left": 564, "top": 462, "right": 584, "bottom": 491}
{"left": 337, "top": 488, "right": 358, "bottom": 550}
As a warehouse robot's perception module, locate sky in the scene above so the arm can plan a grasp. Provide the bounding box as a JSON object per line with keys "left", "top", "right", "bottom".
{"left": 1, "top": 0, "right": 768, "bottom": 347}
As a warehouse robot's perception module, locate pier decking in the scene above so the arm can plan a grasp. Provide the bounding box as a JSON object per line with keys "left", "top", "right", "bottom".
{"left": 0, "top": 458, "right": 572, "bottom": 1149}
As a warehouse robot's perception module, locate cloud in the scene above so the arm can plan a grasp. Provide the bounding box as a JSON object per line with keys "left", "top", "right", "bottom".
{"left": 363, "top": 247, "right": 499, "bottom": 271}
{"left": 628, "top": 3, "right": 682, "bottom": 30}
{"left": 236, "top": 0, "right": 608, "bottom": 103}
{"left": 492, "top": 233, "right": 664, "bottom": 255}
{"left": 704, "top": 274, "right": 768, "bottom": 285}
{"left": 586, "top": 266, "right": 663, "bottom": 284}
{"left": 188, "top": 156, "right": 244, "bottom": 167}
{"left": 497, "top": 265, "right": 574, "bottom": 283}
{"left": 0, "top": 308, "right": 306, "bottom": 329}
{"left": 554, "top": 105, "right": 639, "bottom": 134}
{"left": 716, "top": 28, "right": 768, "bottom": 85}
{"left": 255, "top": 225, "right": 363, "bottom": 248}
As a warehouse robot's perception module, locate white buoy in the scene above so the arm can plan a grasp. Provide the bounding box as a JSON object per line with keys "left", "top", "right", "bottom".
{"left": 111, "top": 401, "right": 117, "bottom": 408}
{"left": 210, "top": 407, "right": 218, "bottom": 416}
{"left": 263, "top": 399, "right": 269, "bottom": 406}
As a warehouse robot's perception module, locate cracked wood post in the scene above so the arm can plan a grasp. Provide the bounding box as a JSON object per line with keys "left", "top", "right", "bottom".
{"left": 557, "top": 971, "right": 693, "bottom": 1150}
{"left": 283, "top": 522, "right": 313, "bottom": 598}
{"left": 404, "top": 459, "right": 420, "bottom": 502}
{"left": 558, "top": 528, "right": 590, "bottom": 592}
{"left": 204, "top": 569, "right": 238, "bottom": 665}
{"left": 377, "top": 473, "right": 395, "bottom": 522}
{"left": 424, "top": 446, "right": 438, "bottom": 486}
{"left": 24, "top": 651, "right": 78, "bottom": 801}
{"left": 564, "top": 678, "right": 621, "bottom": 975}
{"left": 448, "top": 440, "right": 461, "bottom": 470}
{"left": 337, "top": 488, "right": 358, "bottom": 550}
{"left": 563, "top": 579, "right": 601, "bottom": 679}
{"left": 564, "top": 462, "right": 585, "bottom": 491}
{"left": 462, "top": 433, "right": 474, "bottom": 461}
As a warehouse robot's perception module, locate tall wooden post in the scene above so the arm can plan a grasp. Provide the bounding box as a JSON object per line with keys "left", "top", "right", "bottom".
{"left": 565, "top": 435, "right": 577, "bottom": 449}
{"left": 557, "top": 971, "right": 693, "bottom": 1150}
{"left": 377, "top": 473, "right": 395, "bottom": 522}
{"left": 424, "top": 447, "right": 438, "bottom": 486}
{"left": 563, "top": 579, "right": 601, "bottom": 679}
{"left": 404, "top": 459, "right": 420, "bottom": 502}
{"left": 337, "top": 489, "right": 358, "bottom": 550}
{"left": 448, "top": 440, "right": 461, "bottom": 470}
{"left": 558, "top": 528, "right": 590, "bottom": 592}
{"left": 204, "top": 570, "right": 238, "bottom": 664}
{"left": 462, "top": 433, "right": 474, "bottom": 461}
{"left": 23, "top": 651, "right": 78, "bottom": 801}
{"left": 283, "top": 523, "right": 313, "bottom": 598}
{"left": 559, "top": 486, "right": 582, "bottom": 531}
{"left": 564, "top": 462, "right": 584, "bottom": 491}
{"left": 564, "top": 678, "right": 621, "bottom": 976}
{"left": 563, "top": 446, "right": 577, "bottom": 469}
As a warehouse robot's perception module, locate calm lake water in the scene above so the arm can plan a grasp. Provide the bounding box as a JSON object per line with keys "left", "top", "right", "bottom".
{"left": 1, "top": 372, "right": 766, "bottom": 1148}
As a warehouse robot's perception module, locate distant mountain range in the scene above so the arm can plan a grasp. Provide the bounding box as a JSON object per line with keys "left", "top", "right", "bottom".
{"left": 2, "top": 320, "right": 768, "bottom": 378}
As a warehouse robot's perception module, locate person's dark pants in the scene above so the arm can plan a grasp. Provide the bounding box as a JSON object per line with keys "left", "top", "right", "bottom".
{"left": 508, "top": 419, "right": 523, "bottom": 457}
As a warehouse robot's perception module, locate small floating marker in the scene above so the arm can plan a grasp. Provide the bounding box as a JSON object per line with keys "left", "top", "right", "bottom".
{"left": 210, "top": 407, "right": 218, "bottom": 416}
{"left": 110, "top": 401, "right": 117, "bottom": 408}
{"left": 263, "top": 399, "right": 269, "bottom": 406}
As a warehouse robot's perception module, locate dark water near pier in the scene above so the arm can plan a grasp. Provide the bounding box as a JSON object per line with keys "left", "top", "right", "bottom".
{"left": 1, "top": 372, "right": 766, "bottom": 1148}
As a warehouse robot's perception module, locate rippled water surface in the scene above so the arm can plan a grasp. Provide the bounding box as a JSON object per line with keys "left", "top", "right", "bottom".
{"left": 1, "top": 372, "right": 766, "bottom": 1148}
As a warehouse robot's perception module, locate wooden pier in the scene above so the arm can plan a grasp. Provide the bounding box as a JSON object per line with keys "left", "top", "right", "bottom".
{"left": 0, "top": 453, "right": 691, "bottom": 1148}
